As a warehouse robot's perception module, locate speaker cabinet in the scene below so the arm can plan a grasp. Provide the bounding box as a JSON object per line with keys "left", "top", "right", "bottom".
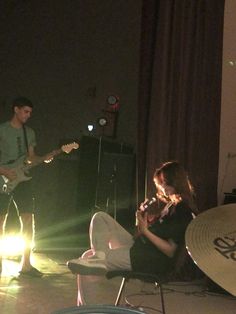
{"left": 77, "top": 136, "right": 135, "bottom": 230}
{"left": 223, "top": 192, "right": 236, "bottom": 204}
{"left": 96, "top": 152, "right": 135, "bottom": 214}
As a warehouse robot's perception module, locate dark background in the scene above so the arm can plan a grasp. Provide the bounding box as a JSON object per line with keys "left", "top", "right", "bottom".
{"left": 0, "top": 1, "right": 141, "bottom": 249}
{"left": 0, "top": 1, "right": 228, "bottom": 251}
{"left": 0, "top": 1, "right": 141, "bottom": 149}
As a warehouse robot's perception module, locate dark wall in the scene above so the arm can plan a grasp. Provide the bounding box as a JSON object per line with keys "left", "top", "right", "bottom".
{"left": 0, "top": 1, "right": 141, "bottom": 150}
{"left": 0, "top": 1, "right": 141, "bottom": 247}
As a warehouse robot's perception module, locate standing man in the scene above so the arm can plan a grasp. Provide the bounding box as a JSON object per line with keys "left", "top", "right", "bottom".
{"left": 0, "top": 97, "right": 52, "bottom": 277}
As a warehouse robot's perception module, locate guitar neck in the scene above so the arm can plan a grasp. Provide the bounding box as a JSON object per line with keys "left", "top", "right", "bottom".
{"left": 21, "top": 142, "right": 79, "bottom": 171}
{"left": 25, "top": 148, "right": 62, "bottom": 170}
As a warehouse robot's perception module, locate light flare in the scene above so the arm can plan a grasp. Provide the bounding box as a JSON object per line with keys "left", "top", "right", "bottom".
{"left": 0, "top": 234, "right": 34, "bottom": 257}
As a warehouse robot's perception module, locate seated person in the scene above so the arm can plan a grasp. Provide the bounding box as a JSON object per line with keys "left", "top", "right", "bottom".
{"left": 67, "top": 161, "right": 198, "bottom": 276}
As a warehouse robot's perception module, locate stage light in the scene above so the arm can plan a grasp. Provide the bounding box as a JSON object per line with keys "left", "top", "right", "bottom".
{"left": 97, "top": 117, "right": 108, "bottom": 127}
{"left": 0, "top": 234, "right": 34, "bottom": 257}
{"left": 87, "top": 124, "right": 94, "bottom": 132}
{"left": 107, "top": 95, "right": 119, "bottom": 106}
{"left": 107, "top": 95, "right": 119, "bottom": 111}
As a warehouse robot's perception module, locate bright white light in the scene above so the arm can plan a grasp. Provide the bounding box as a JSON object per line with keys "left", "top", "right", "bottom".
{"left": 228, "top": 60, "right": 236, "bottom": 66}
{"left": 0, "top": 234, "right": 26, "bottom": 257}
{"left": 87, "top": 124, "right": 94, "bottom": 132}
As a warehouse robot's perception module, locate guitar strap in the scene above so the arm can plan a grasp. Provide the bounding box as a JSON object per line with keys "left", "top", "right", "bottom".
{"left": 23, "top": 124, "right": 29, "bottom": 154}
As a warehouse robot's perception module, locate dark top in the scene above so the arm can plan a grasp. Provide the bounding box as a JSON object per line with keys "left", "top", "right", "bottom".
{"left": 129, "top": 201, "right": 193, "bottom": 275}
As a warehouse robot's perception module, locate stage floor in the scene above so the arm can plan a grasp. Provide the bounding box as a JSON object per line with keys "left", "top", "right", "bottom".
{"left": 0, "top": 250, "right": 235, "bottom": 314}
{"left": 0, "top": 250, "right": 80, "bottom": 314}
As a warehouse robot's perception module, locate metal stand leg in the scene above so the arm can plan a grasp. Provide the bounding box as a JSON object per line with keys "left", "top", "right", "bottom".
{"left": 159, "top": 284, "right": 166, "bottom": 314}
{"left": 115, "top": 277, "right": 127, "bottom": 306}
{"left": 92, "top": 136, "right": 103, "bottom": 217}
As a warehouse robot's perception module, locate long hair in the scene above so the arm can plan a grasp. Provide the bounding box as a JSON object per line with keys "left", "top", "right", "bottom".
{"left": 154, "top": 161, "right": 198, "bottom": 214}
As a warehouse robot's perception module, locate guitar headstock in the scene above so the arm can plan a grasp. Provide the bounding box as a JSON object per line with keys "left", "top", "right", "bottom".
{"left": 61, "top": 142, "right": 79, "bottom": 154}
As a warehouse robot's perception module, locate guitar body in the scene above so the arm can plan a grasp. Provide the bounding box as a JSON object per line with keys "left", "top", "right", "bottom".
{"left": 0, "top": 142, "right": 79, "bottom": 194}
{"left": 0, "top": 156, "right": 32, "bottom": 194}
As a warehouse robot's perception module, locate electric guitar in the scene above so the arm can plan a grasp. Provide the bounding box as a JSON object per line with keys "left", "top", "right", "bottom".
{"left": 0, "top": 142, "right": 79, "bottom": 194}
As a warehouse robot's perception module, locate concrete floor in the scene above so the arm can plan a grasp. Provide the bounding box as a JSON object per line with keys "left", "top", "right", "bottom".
{"left": 0, "top": 251, "right": 235, "bottom": 314}
{"left": 0, "top": 251, "right": 79, "bottom": 314}
{"left": 77, "top": 272, "right": 236, "bottom": 314}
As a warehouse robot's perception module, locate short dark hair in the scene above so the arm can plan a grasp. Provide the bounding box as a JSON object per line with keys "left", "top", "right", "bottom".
{"left": 12, "top": 97, "right": 33, "bottom": 111}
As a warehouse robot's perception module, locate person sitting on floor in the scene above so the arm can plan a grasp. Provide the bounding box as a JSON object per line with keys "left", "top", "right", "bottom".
{"left": 67, "top": 161, "right": 198, "bottom": 276}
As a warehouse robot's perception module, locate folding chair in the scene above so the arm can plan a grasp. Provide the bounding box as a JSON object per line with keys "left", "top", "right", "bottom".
{"left": 106, "top": 245, "right": 198, "bottom": 314}
{"left": 106, "top": 270, "right": 167, "bottom": 313}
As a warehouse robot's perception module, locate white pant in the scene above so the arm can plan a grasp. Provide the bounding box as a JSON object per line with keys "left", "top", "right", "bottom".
{"left": 88, "top": 211, "right": 134, "bottom": 270}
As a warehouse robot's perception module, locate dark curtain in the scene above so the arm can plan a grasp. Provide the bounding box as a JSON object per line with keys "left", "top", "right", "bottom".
{"left": 137, "top": 0, "right": 225, "bottom": 211}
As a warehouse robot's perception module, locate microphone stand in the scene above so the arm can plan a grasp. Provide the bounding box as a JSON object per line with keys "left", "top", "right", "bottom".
{"left": 110, "top": 162, "right": 117, "bottom": 220}
{"left": 92, "top": 136, "right": 102, "bottom": 216}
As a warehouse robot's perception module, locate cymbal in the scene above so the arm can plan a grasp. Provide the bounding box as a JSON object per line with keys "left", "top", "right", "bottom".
{"left": 185, "top": 203, "right": 236, "bottom": 296}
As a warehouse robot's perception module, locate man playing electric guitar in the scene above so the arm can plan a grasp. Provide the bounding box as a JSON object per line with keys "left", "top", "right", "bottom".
{"left": 0, "top": 97, "right": 54, "bottom": 277}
